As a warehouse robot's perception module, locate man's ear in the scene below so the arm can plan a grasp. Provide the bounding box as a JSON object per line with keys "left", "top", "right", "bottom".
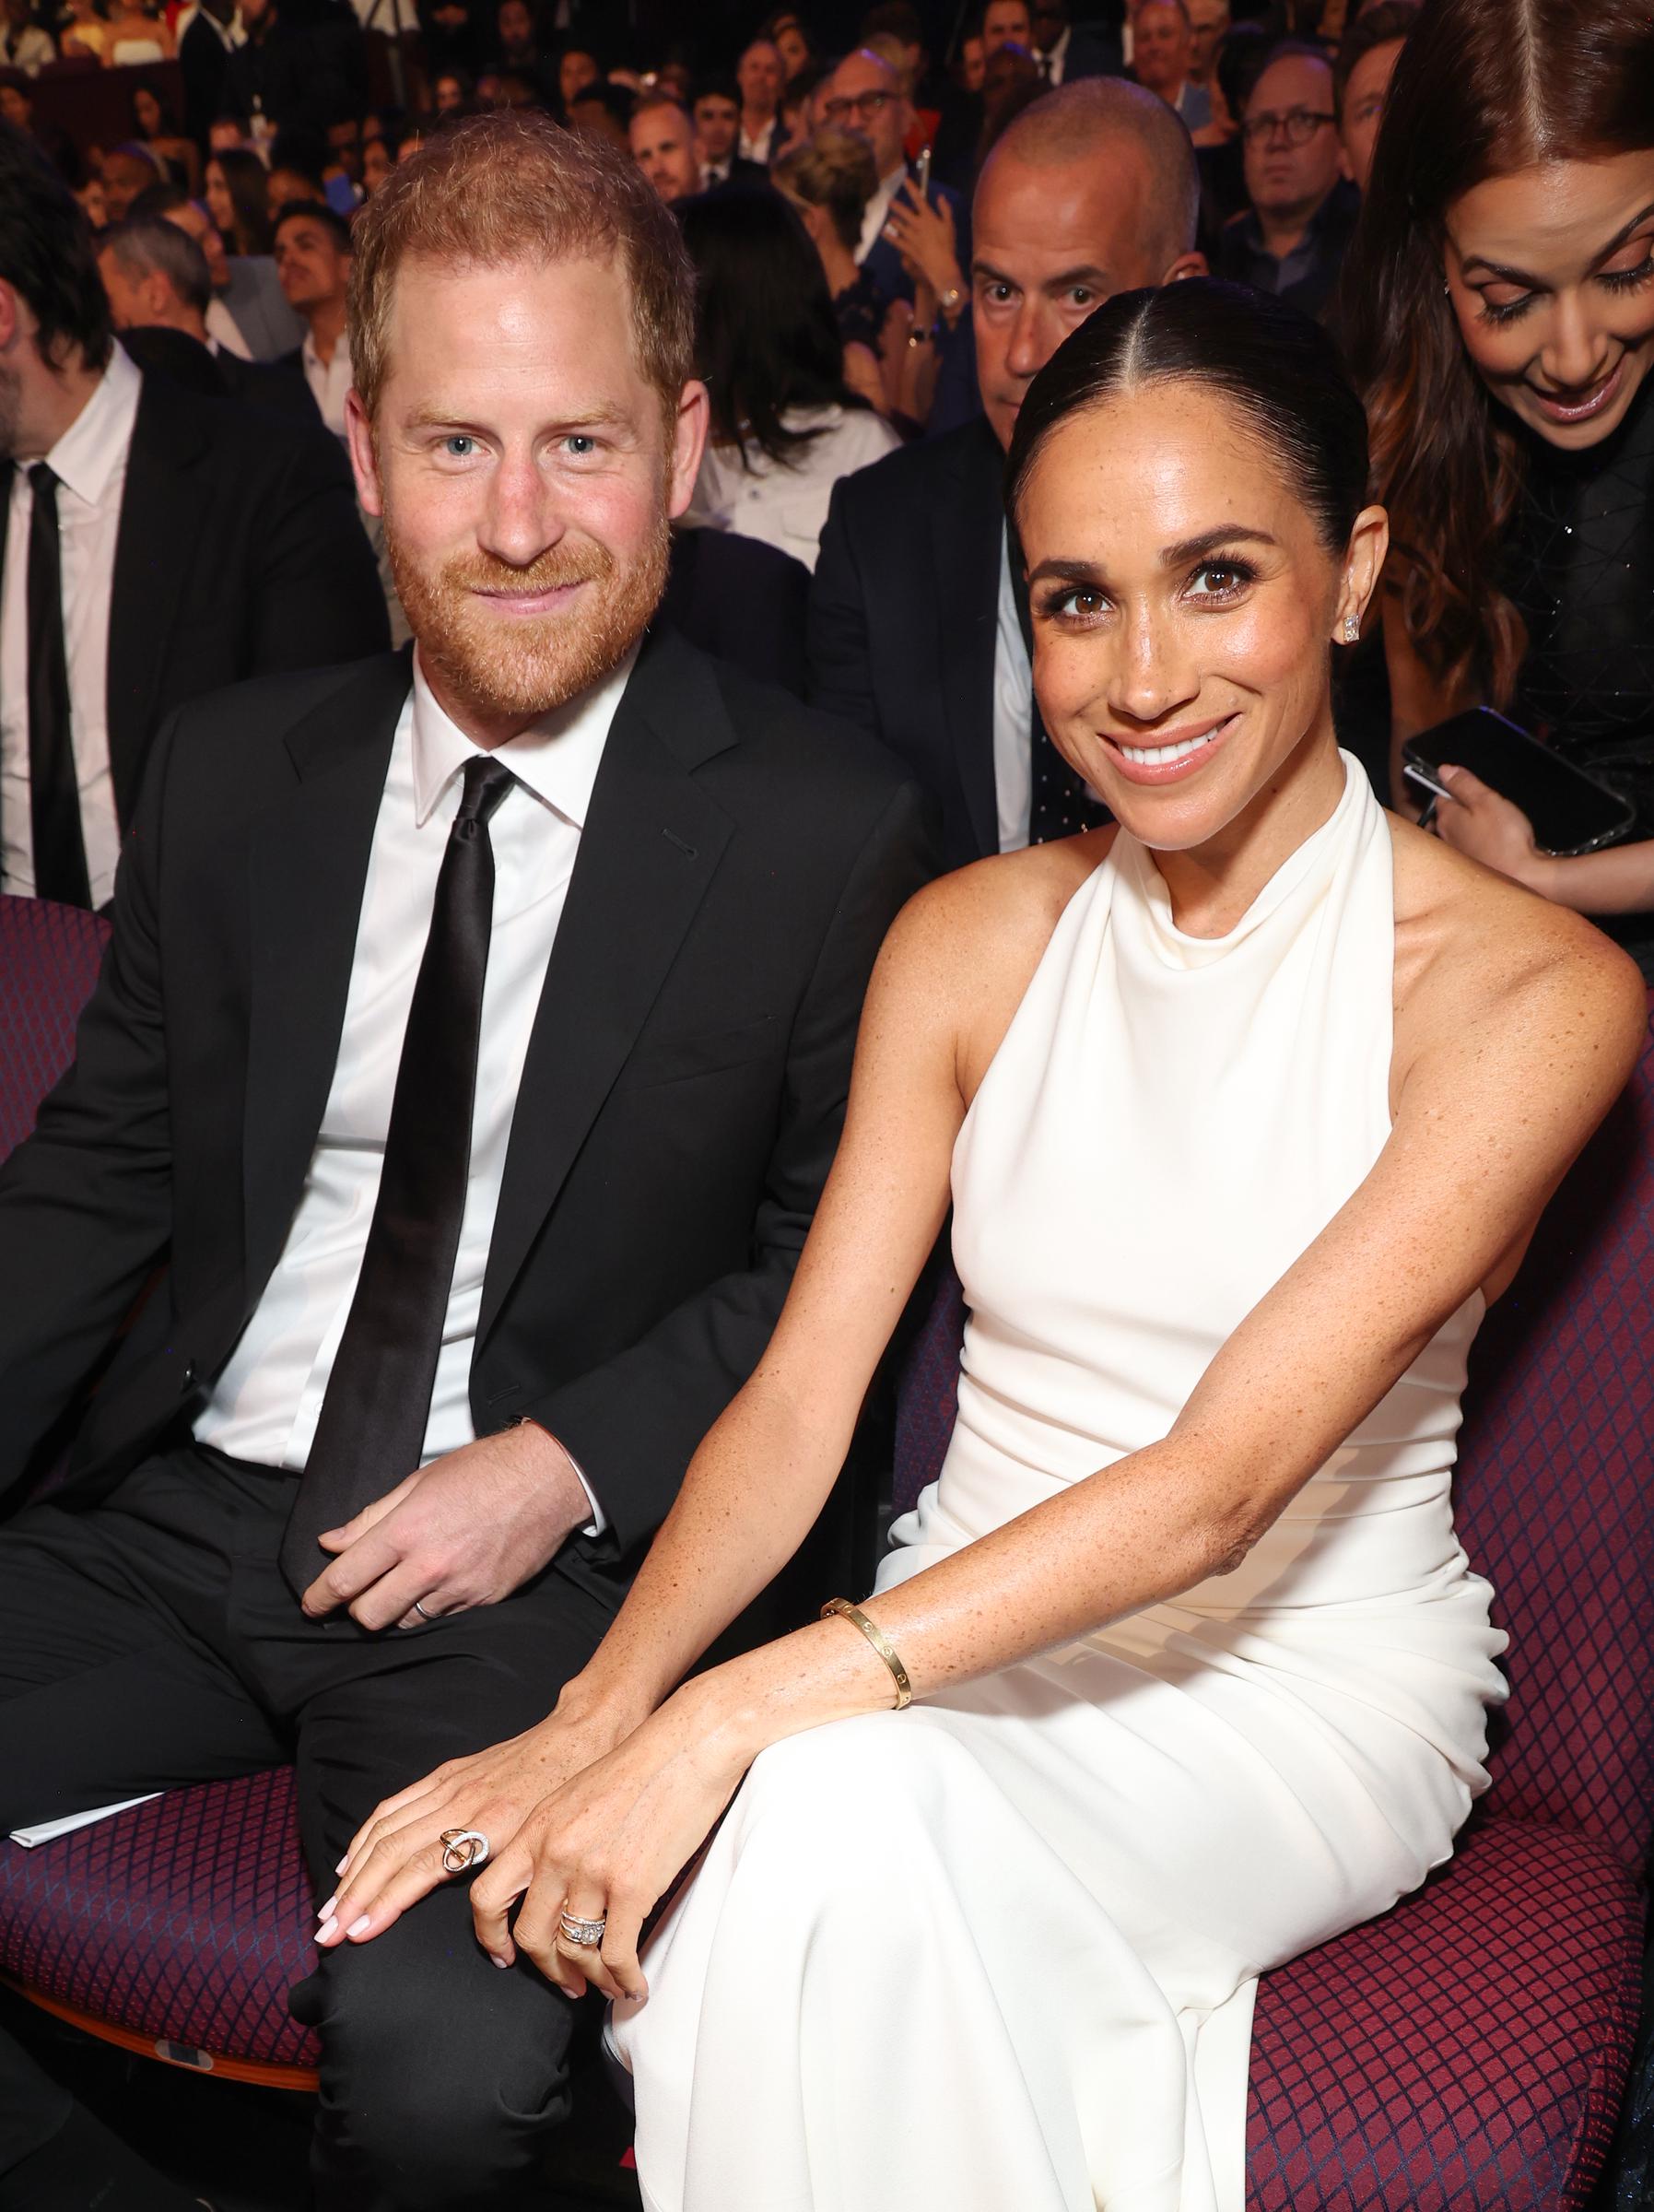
{"left": 1163, "top": 249, "right": 1209, "bottom": 284}
{"left": 345, "top": 386, "right": 382, "bottom": 516}
{"left": 0, "top": 277, "right": 18, "bottom": 354}
{"left": 665, "top": 378, "right": 710, "bottom": 521}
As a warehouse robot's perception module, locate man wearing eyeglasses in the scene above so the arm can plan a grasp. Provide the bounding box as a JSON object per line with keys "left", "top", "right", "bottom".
{"left": 823, "top": 45, "right": 968, "bottom": 313}
{"left": 1214, "top": 41, "right": 1359, "bottom": 320}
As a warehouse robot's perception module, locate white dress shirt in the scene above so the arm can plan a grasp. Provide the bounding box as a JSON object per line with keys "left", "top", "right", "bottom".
{"left": 993, "top": 525, "right": 1033, "bottom": 853}
{"left": 0, "top": 343, "right": 142, "bottom": 907}
{"left": 300, "top": 327, "right": 352, "bottom": 441}
{"left": 855, "top": 160, "right": 907, "bottom": 266}
{"left": 1039, "top": 24, "right": 1070, "bottom": 82}
{"left": 737, "top": 114, "right": 777, "bottom": 163}
{"left": 0, "top": 20, "right": 55, "bottom": 69}
{"left": 194, "top": 646, "right": 639, "bottom": 1532}
{"left": 205, "top": 298, "right": 253, "bottom": 360}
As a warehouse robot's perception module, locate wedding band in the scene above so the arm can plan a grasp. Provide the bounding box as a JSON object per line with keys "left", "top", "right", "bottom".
{"left": 439, "top": 1828, "right": 491, "bottom": 1874}
{"left": 558, "top": 1909, "right": 607, "bottom": 1948}
{"left": 413, "top": 1597, "right": 434, "bottom": 1620}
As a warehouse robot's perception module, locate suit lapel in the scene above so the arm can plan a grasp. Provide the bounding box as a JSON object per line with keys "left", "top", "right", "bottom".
{"left": 931, "top": 418, "right": 1005, "bottom": 858}
{"left": 477, "top": 629, "right": 735, "bottom": 1342}
{"left": 241, "top": 651, "right": 411, "bottom": 1295}
{"left": 107, "top": 372, "right": 210, "bottom": 824}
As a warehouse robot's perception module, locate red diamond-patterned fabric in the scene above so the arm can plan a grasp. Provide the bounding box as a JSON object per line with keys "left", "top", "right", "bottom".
{"left": 1246, "top": 1818, "right": 1642, "bottom": 2211}
{"left": 0, "top": 1771, "right": 320, "bottom": 2069}
{"left": 0, "top": 895, "right": 111, "bottom": 1158}
{"left": 1449, "top": 1021, "right": 1654, "bottom": 1866}
{"left": 888, "top": 999, "right": 1654, "bottom": 2209}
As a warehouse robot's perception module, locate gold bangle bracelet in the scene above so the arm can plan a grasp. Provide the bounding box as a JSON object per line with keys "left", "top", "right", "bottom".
{"left": 820, "top": 1596, "right": 913, "bottom": 1710}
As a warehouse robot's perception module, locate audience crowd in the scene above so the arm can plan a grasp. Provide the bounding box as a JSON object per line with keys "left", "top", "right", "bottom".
{"left": 1, "top": 0, "right": 1653, "bottom": 2200}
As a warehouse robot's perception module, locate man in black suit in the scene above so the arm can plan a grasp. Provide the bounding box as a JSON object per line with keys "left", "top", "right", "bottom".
{"left": 808, "top": 76, "right": 1203, "bottom": 868}
{"left": 0, "top": 128, "right": 387, "bottom": 913}
{"left": 96, "top": 215, "right": 321, "bottom": 425}
{"left": 0, "top": 111, "right": 930, "bottom": 2212}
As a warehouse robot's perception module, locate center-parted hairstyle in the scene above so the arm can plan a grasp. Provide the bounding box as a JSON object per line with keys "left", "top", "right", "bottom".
{"left": 1007, "top": 279, "right": 1369, "bottom": 556}
{"left": 1339, "top": 0, "right": 1654, "bottom": 708}
{"left": 347, "top": 110, "right": 697, "bottom": 429}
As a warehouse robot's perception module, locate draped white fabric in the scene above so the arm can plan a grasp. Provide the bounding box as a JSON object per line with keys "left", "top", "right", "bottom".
{"left": 616, "top": 759, "right": 1507, "bottom": 2210}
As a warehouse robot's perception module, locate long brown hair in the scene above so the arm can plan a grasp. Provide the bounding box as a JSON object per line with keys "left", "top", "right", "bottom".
{"left": 1339, "top": 0, "right": 1654, "bottom": 707}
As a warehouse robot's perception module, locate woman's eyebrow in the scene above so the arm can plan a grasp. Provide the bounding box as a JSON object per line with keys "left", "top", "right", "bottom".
{"left": 1460, "top": 200, "right": 1654, "bottom": 287}
{"left": 1158, "top": 525, "right": 1279, "bottom": 567}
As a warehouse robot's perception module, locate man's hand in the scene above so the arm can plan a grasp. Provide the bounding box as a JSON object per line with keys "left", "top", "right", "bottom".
{"left": 299, "top": 1423, "right": 592, "bottom": 1630}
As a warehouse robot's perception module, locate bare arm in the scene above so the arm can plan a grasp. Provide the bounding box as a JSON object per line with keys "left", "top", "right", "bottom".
{"left": 456, "top": 901, "right": 1644, "bottom": 1997}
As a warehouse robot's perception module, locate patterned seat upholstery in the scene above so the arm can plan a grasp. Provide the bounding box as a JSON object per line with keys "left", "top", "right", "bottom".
{"left": 0, "top": 898, "right": 317, "bottom": 2080}
{"left": 892, "top": 994, "right": 1654, "bottom": 2210}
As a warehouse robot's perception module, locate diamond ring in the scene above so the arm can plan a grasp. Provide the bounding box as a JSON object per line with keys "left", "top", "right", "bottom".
{"left": 439, "top": 1828, "right": 490, "bottom": 1874}
{"left": 558, "top": 1909, "right": 607, "bottom": 1948}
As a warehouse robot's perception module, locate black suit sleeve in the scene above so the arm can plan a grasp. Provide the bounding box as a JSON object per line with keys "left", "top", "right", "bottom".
{"left": 806, "top": 477, "right": 881, "bottom": 738}
{"left": 525, "top": 777, "right": 935, "bottom": 1560}
{"left": 245, "top": 430, "right": 390, "bottom": 674}
{"left": 0, "top": 719, "right": 180, "bottom": 1499}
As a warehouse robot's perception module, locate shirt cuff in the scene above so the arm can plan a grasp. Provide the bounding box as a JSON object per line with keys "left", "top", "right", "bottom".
{"left": 562, "top": 1447, "right": 605, "bottom": 1540}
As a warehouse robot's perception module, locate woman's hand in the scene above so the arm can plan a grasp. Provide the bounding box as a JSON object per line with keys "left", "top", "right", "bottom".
{"left": 1432, "top": 763, "right": 1555, "bottom": 894}
{"left": 318, "top": 1691, "right": 644, "bottom": 1948}
{"left": 468, "top": 1685, "right": 753, "bottom": 2005}
{"left": 883, "top": 182, "right": 962, "bottom": 304}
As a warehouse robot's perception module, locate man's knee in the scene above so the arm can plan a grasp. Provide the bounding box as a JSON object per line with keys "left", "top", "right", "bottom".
{"left": 306, "top": 1916, "right": 578, "bottom": 2209}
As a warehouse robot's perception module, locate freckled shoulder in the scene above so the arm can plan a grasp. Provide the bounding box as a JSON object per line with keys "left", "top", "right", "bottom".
{"left": 883, "top": 829, "right": 1119, "bottom": 1102}
{"left": 1388, "top": 812, "right": 1649, "bottom": 1089}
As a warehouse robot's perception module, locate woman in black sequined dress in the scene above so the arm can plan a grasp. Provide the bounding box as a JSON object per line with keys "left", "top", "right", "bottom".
{"left": 1341, "top": 0, "right": 1654, "bottom": 975}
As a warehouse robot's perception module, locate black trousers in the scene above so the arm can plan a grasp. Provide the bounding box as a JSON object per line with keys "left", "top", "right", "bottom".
{"left": 0, "top": 1443, "right": 624, "bottom": 2211}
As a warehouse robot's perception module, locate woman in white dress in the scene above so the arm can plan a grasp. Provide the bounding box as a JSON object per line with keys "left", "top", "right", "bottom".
{"left": 329, "top": 282, "right": 1647, "bottom": 2209}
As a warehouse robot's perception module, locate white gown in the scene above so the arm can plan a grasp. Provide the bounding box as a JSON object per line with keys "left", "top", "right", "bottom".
{"left": 613, "top": 758, "right": 1508, "bottom": 2212}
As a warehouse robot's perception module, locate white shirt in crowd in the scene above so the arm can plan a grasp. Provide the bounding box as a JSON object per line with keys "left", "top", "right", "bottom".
{"left": 1039, "top": 25, "right": 1071, "bottom": 81}
{"left": 686, "top": 406, "right": 901, "bottom": 574}
{"left": 205, "top": 298, "right": 253, "bottom": 359}
{"left": 194, "top": 647, "right": 637, "bottom": 1533}
{"left": 0, "top": 18, "right": 54, "bottom": 69}
{"left": 0, "top": 343, "right": 142, "bottom": 908}
{"left": 993, "top": 525, "right": 1034, "bottom": 853}
{"left": 855, "top": 161, "right": 907, "bottom": 266}
{"left": 737, "top": 114, "right": 777, "bottom": 164}
{"left": 301, "top": 329, "right": 353, "bottom": 441}
{"left": 172, "top": 2, "right": 243, "bottom": 50}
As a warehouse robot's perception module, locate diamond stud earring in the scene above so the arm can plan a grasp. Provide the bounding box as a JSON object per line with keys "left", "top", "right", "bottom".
{"left": 1343, "top": 616, "right": 1359, "bottom": 643}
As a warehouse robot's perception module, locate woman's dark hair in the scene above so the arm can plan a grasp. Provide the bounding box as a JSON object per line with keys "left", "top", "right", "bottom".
{"left": 130, "top": 84, "right": 183, "bottom": 136}
{"left": 210, "top": 144, "right": 272, "bottom": 252}
{"left": 1340, "top": 0, "right": 1654, "bottom": 708}
{"left": 1008, "top": 278, "right": 1368, "bottom": 554}
{"left": 0, "top": 120, "right": 111, "bottom": 372}
{"left": 1214, "top": 20, "right": 1275, "bottom": 124}
{"left": 676, "top": 185, "right": 867, "bottom": 467}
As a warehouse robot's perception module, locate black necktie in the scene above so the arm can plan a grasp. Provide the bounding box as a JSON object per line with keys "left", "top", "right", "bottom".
{"left": 278, "top": 755, "right": 516, "bottom": 1596}
{"left": 26, "top": 465, "right": 92, "bottom": 909}
{"left": 1011, "top": 537, "right": 1112, "bottom": 844}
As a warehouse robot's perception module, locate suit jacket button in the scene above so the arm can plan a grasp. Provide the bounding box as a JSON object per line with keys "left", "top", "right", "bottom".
{"left": 181, "top": 1359, "right": 197, "bottom": 1392}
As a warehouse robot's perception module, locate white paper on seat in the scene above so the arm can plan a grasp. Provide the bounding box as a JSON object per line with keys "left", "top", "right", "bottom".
{"left": 8, "top": 1795, "right": 162, "bottom": 1848}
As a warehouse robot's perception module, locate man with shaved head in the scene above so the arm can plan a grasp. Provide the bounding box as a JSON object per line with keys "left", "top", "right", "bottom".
{"left": 808, "top": 76, "right": 1203, "bottom": 867}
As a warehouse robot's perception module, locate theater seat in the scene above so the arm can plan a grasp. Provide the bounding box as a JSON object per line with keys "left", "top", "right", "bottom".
{"left": 0, "top": 898, "right": 318, "bottom": 2086}
{"left": 892, "top": 991, "right": 1654, "bottom": 2212}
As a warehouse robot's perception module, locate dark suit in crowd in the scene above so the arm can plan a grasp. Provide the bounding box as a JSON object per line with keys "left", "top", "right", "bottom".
{"left": 116, "top": 323, "right": 323, "bottom": 426}
{"left": 660, "top": 525, "right": 811, "bottom": 696}
{"left": 810, "top": 415, "right": 1005, "bottom": 870}
{"left": 0, "top": 360, "right": 387, "bottom": 890}
{"left": 0, "top": 627, "right": 932, "bottom": 2206}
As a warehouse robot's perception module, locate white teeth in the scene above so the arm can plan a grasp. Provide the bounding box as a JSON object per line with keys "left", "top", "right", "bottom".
{"left": 1120, "top": 726, "right": 1221, "bottom": 766}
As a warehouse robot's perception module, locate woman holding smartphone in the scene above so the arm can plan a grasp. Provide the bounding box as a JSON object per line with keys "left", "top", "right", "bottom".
{"left": 1342, "top": 0, "right": 1654, "bottom": 975}
{"left": 323, "top": 283, "right": 1642, "bottom": 2209}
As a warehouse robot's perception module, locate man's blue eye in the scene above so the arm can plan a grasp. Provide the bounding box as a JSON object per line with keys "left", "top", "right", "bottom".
{"left": 567, "top": 435, "right": 597, "bottom": 456}
{"left": 444, "top": 435, "right": 475, "bottom": 458}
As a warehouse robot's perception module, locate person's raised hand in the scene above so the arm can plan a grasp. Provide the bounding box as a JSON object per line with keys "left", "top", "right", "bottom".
{"left": 316, "top": 1692, "right": 641, "bottom": 1949}
{"left": 299, "top": 1422, "right": 592, "bottom": 1631}
{"left": 1432, "top": 763, "right": 1549, "bottom": 892}
{"left": 884, "top": 182, "right": 961, "bottom": 303}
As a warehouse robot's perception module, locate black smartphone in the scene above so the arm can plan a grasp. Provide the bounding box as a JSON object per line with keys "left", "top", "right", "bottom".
{"left": 1402, "top": 707, "right": 1636, "bottom": 858}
